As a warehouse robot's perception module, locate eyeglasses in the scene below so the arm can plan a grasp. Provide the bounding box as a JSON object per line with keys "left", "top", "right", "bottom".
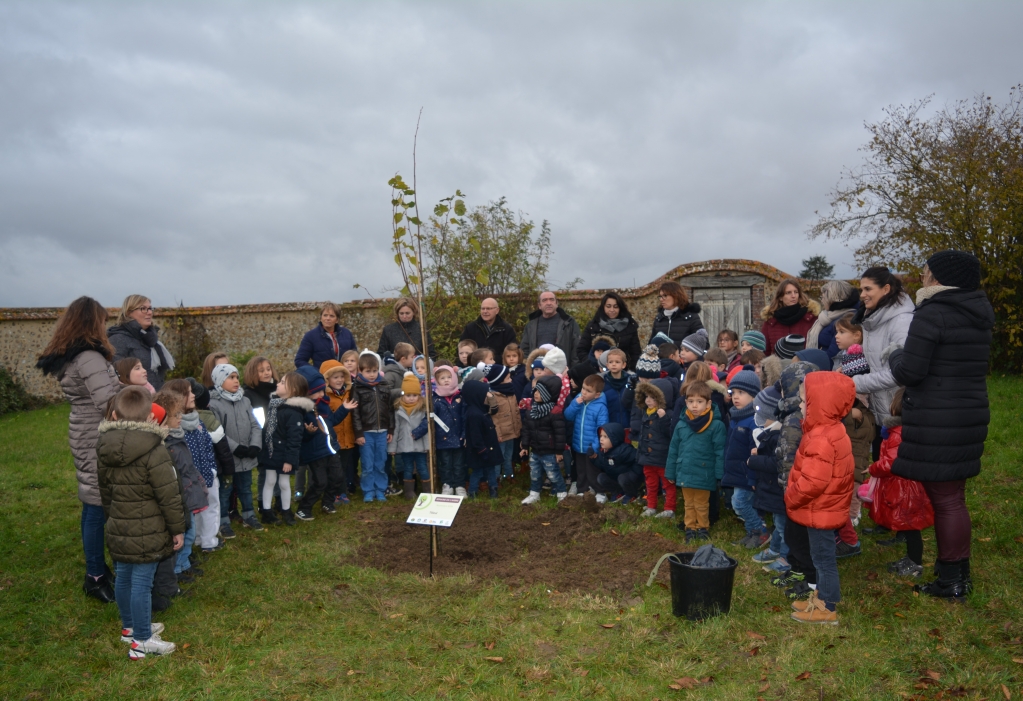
{"left": 135, "top": 306, "right": 154, "bottom": 313}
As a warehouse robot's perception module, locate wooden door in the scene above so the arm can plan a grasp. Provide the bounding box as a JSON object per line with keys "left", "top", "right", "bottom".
{"left": 691, "top": 287, "right": 752, "bottom": 341}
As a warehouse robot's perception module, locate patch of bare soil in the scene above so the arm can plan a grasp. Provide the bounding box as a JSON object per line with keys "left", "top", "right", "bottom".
{"left": 354, "top": 496, "right": 680, "bottom": 594}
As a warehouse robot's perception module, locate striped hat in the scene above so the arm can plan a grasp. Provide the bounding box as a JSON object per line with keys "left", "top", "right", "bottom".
{"left": 741, "top": 330, "right": 767, "bottom": 352}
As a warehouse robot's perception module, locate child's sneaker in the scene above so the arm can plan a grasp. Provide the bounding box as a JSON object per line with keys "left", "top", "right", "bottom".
{"left": 771, "top": 570, "right": 803, "bottom": 588}
{"left": 696, "top": 528, "right": 710, "bottom": 540}
{"left": 201, "top": 540, "right": 224, "bottom": 554}
{"left": 835, "top": 541, "right": 861, "bottom": 558}
{"left": 129, "top": 635, "right": 176, "bottom": 659}
{"left": 752, "top": 548, "right": 780, "bottom": 564}
{"left": 887, "top": 557, "right": 924, "bottom": 577}
{"left": 790, "top": 594, "right": 838, "bottom": 625}
{"left": 654, "top": 510, "right": 675, "bottom": 519}
{"left": 334, "top": 494, "right": 351, "bottom": 506}
{"left": 219, "top": 524, "right": 236, "bottom": 540}
{"left": 521, "top": 491, "right": 541, "bottom": 505}
{"left": 455, "top": 487, "right": 468, "bottom": 498}
{"left": 684, "top": 529, "right": 697, "bottom": 543}
{"left": 619, "top": 495, "right": 633, "bottom": 505}
{"left": 764, "top": 557, "right": 791, "bottom": 575}
{"left": 785, "top": 580, "right": 813, "bottom": 600}
{"left": 321, "top": 504, "right": 337, "bottom": 515}
{"left": 241, "top": 514, "right": 264, "bottom": 531}
{"left": 641, "top": 507, "right": 657, "bottom": 517}
{"left": 556, "top": 491, "right": 568, "bottom": 502}
{"left": 121, "top": 622, "right": 164, "bottom": 642}
{"left": 441, "top": 484, "right": 454, "bottom": 496}
{"left": 567, "top": 482, "right": 578, "bottom": 496}
{"left": 594, "top": 493, "right": 607, "bottom": 505}
{"left": 295, "top": 509, "right": 315, "bottom": 521}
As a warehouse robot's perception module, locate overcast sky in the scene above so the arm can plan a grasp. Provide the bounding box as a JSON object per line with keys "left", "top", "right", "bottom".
{"left": 1, "top": 2, "right": 1021, "bottom": 308}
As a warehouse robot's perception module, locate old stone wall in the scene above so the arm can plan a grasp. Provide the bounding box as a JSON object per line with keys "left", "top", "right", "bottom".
{"left": 2, "top": 259, "right": 801, "bottom": 401}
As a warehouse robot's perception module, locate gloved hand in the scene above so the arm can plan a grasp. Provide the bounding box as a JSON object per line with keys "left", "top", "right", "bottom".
{"left": 247, "top": 445, "right": 262, "bottom": 458}
{"left": 232, "top": 445, "right": 248, "bottom": 458}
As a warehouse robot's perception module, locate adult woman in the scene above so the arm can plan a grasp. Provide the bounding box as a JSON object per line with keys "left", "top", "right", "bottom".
{"left": 647, "top": 281, "right": 703, "bottom": 348}
{"left": 294, "top": 302, "right": 357, "bottom": 368}
{"left": 851, "top": 267, "right": 915, "bottom": 427}
{"left": 806, "top": 280, "right": 861, "bottom": 361}
{"left": 36, "top": 296, "right": 121, "bottom": 604}
{"left": 376, "top": 297, "right": 436, "bottom": 359}
{"left": 760, "top": 279, "right": 820, "bottom": 356}
{"left": 890, "top": 251, "right": 994, "bottom": 599}
{"left": 107, "top": 294, "right": 175, "bottom": 390}
{"left": 576, "top": 292, "right": 642, "bottom": 369}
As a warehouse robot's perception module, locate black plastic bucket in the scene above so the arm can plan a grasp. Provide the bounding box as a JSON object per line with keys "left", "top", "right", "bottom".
{"left": 669, "top": 551, "right": 738, "bottom": 620}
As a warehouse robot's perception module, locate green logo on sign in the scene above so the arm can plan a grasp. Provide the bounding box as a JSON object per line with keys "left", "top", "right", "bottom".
{"left": 414, "top": 494, "right": 433, "bottom": 510}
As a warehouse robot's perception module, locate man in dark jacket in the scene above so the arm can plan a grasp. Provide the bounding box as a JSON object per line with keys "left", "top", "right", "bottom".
{"left": 519, "top": 291, "right": 581, "bottom": 361}
{"left": 459, "top": 298, "right": 517, "bottom": 359}
{"left": 888, "top": 250, "right": 994, "bottom": 600}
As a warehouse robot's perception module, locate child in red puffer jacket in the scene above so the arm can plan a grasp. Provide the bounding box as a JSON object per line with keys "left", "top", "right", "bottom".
{"left": 862, "top": 388, "right": 933, "bottom": 578}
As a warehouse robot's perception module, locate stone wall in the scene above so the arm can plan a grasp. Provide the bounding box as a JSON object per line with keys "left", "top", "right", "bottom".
{"left": 2, "top": 259, "right": 800, "bottom": 401}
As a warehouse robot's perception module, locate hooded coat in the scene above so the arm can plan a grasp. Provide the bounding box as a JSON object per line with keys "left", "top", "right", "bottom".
{"left": 632, "top": 382, "right": 673, "bottom": 468}
{"left": 721, "top": 407, "right": 758, "bottom": 489}
{"left": 867, "top": 418, "right": 935, "bottom": 531}
{"left": 889, "top": 287, "right": 995, "bottom": 482}
{"left": 577, "top": 313, "right": 642, "bottom": 369}
{"left": 432, "top": 381, "right": 465, "bottom": 451}
{"left": 461, "top": 380, "right": 504, "bottom": 469}
{"left": 664, "top": 406, "right": 726, "bottom": 492}
{"left": 389, "top": 399, "right": 430, "bottom": 454}
{"left": 519, "top": 391, "right": 567, "bottom": 456}
{"left": 594, "top": 423, "right": 640, "bottom": 479}
{"left": 647, "top": 303, "right": 704, "bottom": 348}
{"left": 600, "top": 370, "right": 637, "bottom": 428}
{"left": 97, "top": 420, "right": 186, "bottom": 564}
{"left": 564, "top": 392, "right": 609, "bottom": 455}
{"left": 520, "top": 307, "right": 581, "bottom": 362}
{"left": 774, "top": 361, "right": 818, "bottom": 488}
{"left": 784, "top": 372, "right": 856, "bottom": 530}
{"left": 37, "top": 343, "right": 120, "bottom": 507}
{"left": 852, "top": 294, "right": 915, "bottom": 424}
{"left": 760, "top": 299, "right": 822, "bottom": 357}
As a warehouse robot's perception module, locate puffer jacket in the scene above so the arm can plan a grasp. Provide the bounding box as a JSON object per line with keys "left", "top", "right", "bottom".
{"left": 890, "top": 286, "right": 995, "bottom": 483}
{"left": 760, "top": 299, "right": 822, "bottom": 357}
{"left": 351, "top": 376, "right": 395, "bottom": 437}
{"left": 107, "top": 321, "right": 174, "bottom": 390}
{"left": 41, "top": 345, "right": 120, "bottom": 507}
{"left": 774, "top": 361, "right": 818, "bottom": 488}
{"left": 301, "top": 397, "right": 349, "bottom": 464}
{"left": 520, "top": 407, "right": 566, "bottom": 455}
{"left": 324, "top": 385, "right": 356, "bottom": 449}
{"left": 867, "top": 419, "right": 934, "bottom": 531}
{"left": 594, "top": 423, "right": 640, "bottom": 479}
{"left": 433, "top": 393, "right": 465, "bottom": 450}
{"left": 633, "top": 382, "right": 672, "bottom": 468}
{"left": 166, "top": 431, "right": 208, "bottom": 528}
{"left": 377, "top": 319, "right": 436, "bottom": 359}
{"left": 784, "top": 372, "right": 856, "bottom": 530}
{"left": 664, "top": 407, "right": 726, "bottom": 491}
{"left": 97, "top": 420, "right": 186, "bottom": 564}
{"left": 490, "top": 391, "right": 522, "bottom": 442}
{"left": 294, "top": 322, "right": 357, "bottom": 369}
{"left": 388, "top": 401, "right": 430, "bottom": 454}
{"left": 647, "top": 303, "right": 704, "bottom": 348}
{"left": 852, "top": 294, "right": 915, "bottom": 424}
{"left": 721, "top": 406, "right": 757, "bottom": 489}
{"left": 462, "top": 380, "right": 503, "bottom": 468}
{"left": 601, "top": 371, "right": 636, "bottom": 428}
{"left": 842, "top": 397, "right": 876, "bottom": 483}
{"left": 631, "top": 377, "right": 679, "bottom": 437}
{"left": 668, "top": 379, "right": 729, "bottom": 436}
{"left": 564, "top": 393, "right": 609, "bottom": 455}
{"left": 208, "top": 392, "right": 262, "bottom": 473}
{"left": 747, "top": 426, "right": 784, "bottom": 514}
{"left": 260, "top": 397, "right": 311, "bottom": 471}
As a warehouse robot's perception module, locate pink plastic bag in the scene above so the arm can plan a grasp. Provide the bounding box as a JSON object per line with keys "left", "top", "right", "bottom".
{"left": 857, "top": 477, "right": 878, "bottom": 504}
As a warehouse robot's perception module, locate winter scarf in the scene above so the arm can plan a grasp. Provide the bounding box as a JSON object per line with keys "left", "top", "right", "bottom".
{"left": 529, "top": 383, "right": 555, "bottom": 419}
{"left": 211, "top": 363, "right": 244, "bottom": 402}
{"left": 603, "top": 372, "right": 629, "bottom": 393}
{"left": 122, "top": 320, "right": 175, "bottom": 373}
{"left": 684, "top": 407, "right": 714, "bottom": 433}
{"left": 36, "top": 339, "right": 112, "bottom": 377}
{"left": 180, "top": 411, "right": 201, "bottom": 432}
{"left": 729, "top": 402, "right": 756, "bottom": 422}
{"left": 432, "top": 366, "right": 459, "bottom": 397}
{"left": 265, "top": 396, "right": 285, "bottom": 459}
{"left": 773, "top": 304, "right": 809, "bottom": 327}
{"left": 599, "top": 316, "right": 630, "bottom": 334}
{"left": 357, "top": 372, "right": 382, "bottom": 386}
{"left": 168, "top": 426, "right": 184, "bottom": 439}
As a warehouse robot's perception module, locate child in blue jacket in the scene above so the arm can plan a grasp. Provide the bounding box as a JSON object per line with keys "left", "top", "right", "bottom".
{"left": 594, "top": 423, "right": 642, "bottom": 504}
{"left": 432, "top": 365, "right": 466, "bottom": 496}
{"left": 746, "top": 386, "right": 788, "bottom": 573}
{"left": 722, "top": 369, "right": 766, "bottom": 548}
{"left": 462, "top": 379, "right": 504, "bottom": 498}
{"left": 564, "top": 374, "right": 609, "bottom": 501}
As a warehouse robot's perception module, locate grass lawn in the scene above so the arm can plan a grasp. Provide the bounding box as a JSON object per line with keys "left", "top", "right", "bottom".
{"left": 2, "top": 377, "right": 1022, "bottom": 700}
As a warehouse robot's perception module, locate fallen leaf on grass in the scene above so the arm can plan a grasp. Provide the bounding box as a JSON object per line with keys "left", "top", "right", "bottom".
{"left": 747, "top": 631, "right": 766, "bottom": 640}
{"left": 182, "top": 643, "right": 190, "bottom": 649}
{"left": 346, "top": 670, "right": 365, "bottom": 675}
{"left": 1012, "top": 658, "right": 1023, "bottom": 664}
{"left": 282, "top": 538, "right": 291, "bottom": 545}
{"left": 795, "top": 671, "right": 812, "bottom": 681}
{"left": 895, "top": 612, "right": 906, "bottom": 618}
{"left": 923, "top": 670, "right": 941, "bottom": 681}
{"left": 610, "top": 529, "right": 621, "bottom": 536}
{"left": 1014, "top": 535, "right": 1023, "bottom": 543}
{"left": 483, "top": 656, "right": 504, "bottom": 663}
{"left": 745, "top": 647, "right": 760, "bottom": 657}
{"left": 541, "top": 522, "right": 550, "bottom": 526}
{"left": 654, "top": 532, "right": 665, "bottom": 538}
{"left": 978, "top": 537, "right": 992, "bottom": 542}
{"left": 1002, "top": 684, "right": 1011, "bottom": 700}
{"left": 758, "top": 683, "right": 770, "bottom": 693}
{"left": 438, "top": 641, "right": 453, "bottom": 650}
{"left": 928, "top": 628, "right": 943, "bottom": 639}
{"left": 866, "top": 571, "right": 879, "bottom": 581}
{"left": 769, "top": 605, "right": 783, "bottom": 612}
{"left": 388, "top": 613, "right": 404, "bottom": 619}
{"left": 462, "top": 643, "right": 476, "bottom": 649}
{"left": 656, "top": 582, "right": 669, "bottom": 590}
{"left": 600, "top": 623, "right": 616, "bottom": 629}
{"left": 673, "top": 677, "right": 699, "bottom": 689}
{"left": 574, "top": 668, "right": 589, "bottom": 677}
{"left": 484, "top": 641, "right": 496, "bottom": 650}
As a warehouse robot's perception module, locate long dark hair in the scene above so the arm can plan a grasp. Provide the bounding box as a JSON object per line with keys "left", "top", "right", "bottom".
{"left": 596, "top": 292, "right": 632, "bottom": 321}
{"left": 861, "top": 266, "right": 906, "bottom": 310}
{"left": 38, "top": 296, "right": 114, "bottom": 362}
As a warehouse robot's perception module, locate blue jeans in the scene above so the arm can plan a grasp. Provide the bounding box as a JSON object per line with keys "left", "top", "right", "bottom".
{"left": 499, "top": 440, "right": 516, "bottom": 478}
{"left": 731, "top": 487, "right": 765, "bottom": 533}
{"left": 114, "top": 561, "right": 159, "bottom": 640}
{"left": 436, "top": 448, "right": 466, "bottom": 489}
{"left": 359, "top": 432, "right": 389, "bottom": 501}
{"left": 529, "top": 453, "right": 567, "bottom": 494}
{"left": 397, "top": 452, "right": 429, "bottom": 481}
{"left": 175, "top": 522, "right": 196, "bottom": 574}
{"left": 469, "top": 461, "right": 499, "bottom": 496}
{"left": 220, "top": 470, "right": 255, "bottom": 525}
{"left": 770, "top": 511, "right": 789, "bottom": 557}
{"left": 81, "top": 503, "right": 106, "bottom": 577}
{"left": 808, "top": 527, "right": 841, "bottom": 604}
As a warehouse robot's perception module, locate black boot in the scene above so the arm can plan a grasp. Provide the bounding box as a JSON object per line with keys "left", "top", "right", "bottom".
{"left": 960, "top": 557, "right": 973, "bottom": 594}
{"left": 83, "top": 574, "right": 116, "bottom": 604}
{"left": 104, "top": 563, "right": 116, "bottom": 583}
{"left": 260, "top": 508, "right": 278, "bottom": 526}
{"left": 915, "top": 560, "right": 968, "bottom": 600}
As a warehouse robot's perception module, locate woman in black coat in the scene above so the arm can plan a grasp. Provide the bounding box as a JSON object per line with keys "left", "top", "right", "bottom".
{"left": 647, "top": 281, "right": 703, "bottom": 348}
{"left": 889, "top": 250, "right": 994, "bottom": 600}
{"left": 376, "top": 297, "right": 436, "bottom": 359}
{"left": 576, "top": 292, "right": 643, "bottom": 369}
{"left": 107, "top": 294, "right": 175, "bottom": 390}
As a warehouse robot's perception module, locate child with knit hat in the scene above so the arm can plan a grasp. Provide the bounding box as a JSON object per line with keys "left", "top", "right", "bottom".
{"left": 351, "top": 350, "right": 395, "bottom": 502}
{"left": 679, "top": 329, "right": 710, "bottom": 365}
{"left": 723, "top": 368, "right": 768, "bottom": 549}
{"left": 320, "top": 360, "right": 359, "bottom": 503}
{"left": 432, "top": 365, "right": 467, "bottom": 496}
{"left": 746, "top": 386, "right": 789, "bottom": 573}
{"left": 740, "top": 330, "right": 768, "bottom": 355}
{"left": 483, "top": 363, "right": 521, "bottom": 481}
{"left": 519, "top": 375, "right": 569, "bottom": 504}
{"left": 389, "top": 372, "right": 431, "bottom": 499}
{"left": 294, "top": 367, "right": 355, "bottom": 521}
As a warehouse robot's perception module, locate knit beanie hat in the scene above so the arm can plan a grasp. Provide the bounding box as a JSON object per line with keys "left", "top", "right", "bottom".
{"left": 401, "top": 371, "right": 421, "bottom": 396}
{"left": 728, "top": 368, "right": 762, "bottom": 398}
{"left": 480, "top": 362, "right": 509, "bottom": 385}
{"left": 926, "top": 250, "right": 981, "bottom": 291}
{"left": 459, "top": 366, "right": 479, "bottom": 384}
{"left": 754, "top": 386, "right": 782, "bottom": 424}
{"left": 773, "top": 334, "right": 805, "bottom": 360}
{"left": 741, "top": 330, "right": 767, "bottom": 352}
{"left": 635, "top": 344, "right": 662, "bottom": 378}
{"left": 681, "top": 329, "right": 710, "bottom": 358}
{"left": 187, "top": 377, "right": 210, "bottom": 409}
{"left": 211, "top": 363, "right": 238, "bottom": 390}
{"left": 840, "top": 343, "right": 870, "bottom": 377}
{"left": 305, "top": 370, "right": 326, "bottom": 395}
{"left": 651, "top": 332, "right": 674, "bottom": 347}
{"left": 358, "top": 349, "right": 383, "bottom": 371}
{"left": 794, "top": 348, "right": 830, "bottom": 372}
{"left": 541, "top": 347, "right": 568, "bottom": 375}
{"left": 534, "top": 375, "right": 562, "bottom": 403}
{"left": 319, "top": 360, "right": 349, "bottom": 383}
{"left": 530, "top": 357, "right": 546, "bottom": 370}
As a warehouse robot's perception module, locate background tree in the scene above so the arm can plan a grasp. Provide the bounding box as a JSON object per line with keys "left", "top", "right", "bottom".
{"left": 810, "top": 87, "right": 1023, "bottom": 370}
{"left": 799, "top": 255, "right": 834, "bottom": 282}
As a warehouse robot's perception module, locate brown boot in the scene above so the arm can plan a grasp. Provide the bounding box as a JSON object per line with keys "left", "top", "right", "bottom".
{"left": 791, "top": 590, "right": 817, "bottom": 613}
{"left": 790, "top": 594, "right": 838, "bottom": 625}
{"left": 403, "top": 480, "right": 416, "bottom": 500}
{"left": 420, "top": 479, "right": 433, "bottom": 494}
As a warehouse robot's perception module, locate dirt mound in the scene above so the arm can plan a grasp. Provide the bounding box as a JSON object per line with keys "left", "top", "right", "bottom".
{"left": 354, "top": 500, "right": 679, "bottom": 594}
